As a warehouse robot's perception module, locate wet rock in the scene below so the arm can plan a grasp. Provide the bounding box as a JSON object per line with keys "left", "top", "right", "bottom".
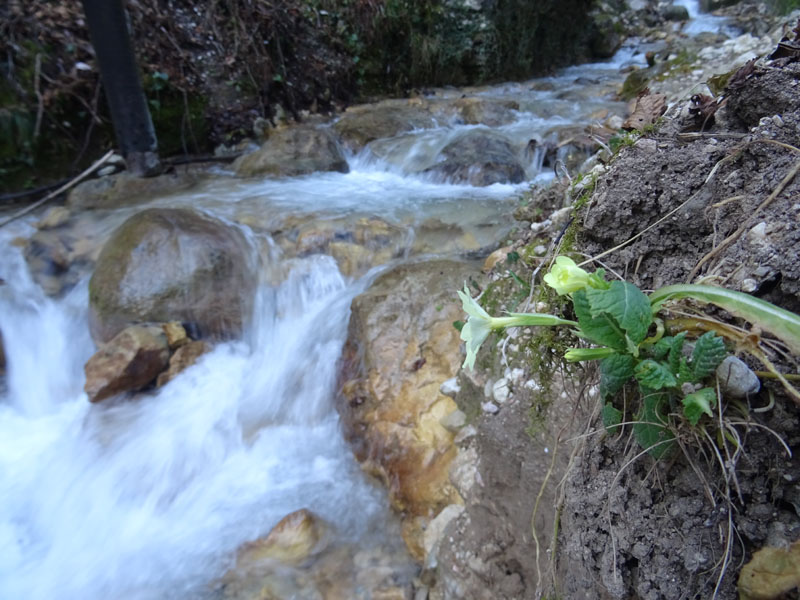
{"left": 67, "top": 170, "right": 200, "bottom": 209}
{"left": 161, "top": 321, "right": 189, "bottom": 350}
{"left": 22, "top": 230, "right": 73, "bottom": 296}
{"left": 442, "top": 97, "right": 520, "bottom": 127}
{"left": 156, "top": 340, "right": 210, "bottom": 387}
{"left": 233, "top": 125, "right": 349, "bottom": 178}
{"left": 83, "top": 324, "right": 170, "bottom": 403}
{"left": 235, "top": 509, "right": 328, "bottom": 569}
{"left": 661, "top": 4, "right": 689, "bottom": 21}
{"left": 423, "top": 504, "right": 465, "bottom": 568}
{"left": 35, "top": 206, "right": 71, "bottom": 230}
{"left": 339, "top": 260, "right": 472, "bottom": 558}
{"left": 423, "top": 130, "right": 526, "bottom": 186}
{"left": 89, "top": 208, "right": 256, "bottom": 343}
{"left": 334, "top": 101, "right": 437, "bottom": 150}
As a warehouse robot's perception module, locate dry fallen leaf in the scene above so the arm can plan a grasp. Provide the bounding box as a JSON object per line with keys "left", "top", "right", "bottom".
{"left": 738, "top": 540, "right": 800, "bottom": 600}
{"left": 622, "top": 89, "right": 667, "bottom": 131}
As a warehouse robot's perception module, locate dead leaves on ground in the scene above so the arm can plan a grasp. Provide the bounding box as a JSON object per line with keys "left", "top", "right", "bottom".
{"left": 622, "top": 88, "right": 667, "bottom": 131}
{"left": 739, "top": 540, "right": 800, "bottom": 600}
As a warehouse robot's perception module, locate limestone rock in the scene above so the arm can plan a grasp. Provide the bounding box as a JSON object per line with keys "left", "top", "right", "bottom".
{"left": 84, "top": 325, "right": 170, "bottom": 402}
{"left": 161, "top": 321, "right": 189, "bottom": 350}
{"left": 88, "top": 208, "right": 256, "bottom": 343}
{"left": 235, "top": 509, "right": 327, "bottom": 569}
{"left": 67, "top": 171, "right": 199, "bottom": 209}
{"left": 339, "top": 260, "right": 472, "bottom": 558}
{"left": 156, "top": 340, "right": 210, "bottom": 387}
{"left": 422, "top": 130, "right": 526, "bottom": 186}
{"left": 35, "top": 206, "right": 71, "bottom": 230}
{"left": 333, "top": 101, "right": 437, "bottom": 150}
{"left": 444, "top": 97, "right": 520, "bottom": 127}
{"left": 233, "top": 125, "right": 349, "bottom": 177}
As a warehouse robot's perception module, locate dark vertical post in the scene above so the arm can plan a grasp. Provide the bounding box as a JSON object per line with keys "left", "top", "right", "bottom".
{"left": 81, "top": 0, "right": 160, "bottom": 176}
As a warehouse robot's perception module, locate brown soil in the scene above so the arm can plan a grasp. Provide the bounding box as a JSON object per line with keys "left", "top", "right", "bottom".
{"left": 556, "top": 56, "right": 800, "bottom": 599}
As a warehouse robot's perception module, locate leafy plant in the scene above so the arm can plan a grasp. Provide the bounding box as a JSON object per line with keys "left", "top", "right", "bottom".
{"left": 458, "top": 256, "right": 800, "bottom": 457}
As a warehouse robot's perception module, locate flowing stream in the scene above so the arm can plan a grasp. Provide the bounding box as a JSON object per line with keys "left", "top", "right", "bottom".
{"left": 0, "top": 15, "right": 726, "bottom": 598}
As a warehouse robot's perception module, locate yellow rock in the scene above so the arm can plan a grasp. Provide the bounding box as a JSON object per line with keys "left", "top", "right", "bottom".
{"left": 161, "top": 321, "right": 189, "bottom": 350}
{"left": 339, "top": 260, "right": 472, "bottom": 559}
{"left": 236, "top": 509, "right": 326, "bottom": 569}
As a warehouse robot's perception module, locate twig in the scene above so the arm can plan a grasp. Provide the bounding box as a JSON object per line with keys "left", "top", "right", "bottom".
{"left": 0, "top": 150, "right": 113, "bottom": 229}
{"left": 688, "top": 158, "right": 800, "bottom": 281}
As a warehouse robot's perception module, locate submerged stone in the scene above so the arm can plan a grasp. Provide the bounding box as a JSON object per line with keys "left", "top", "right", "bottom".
{"left": 233, "top": 125, "right": 349, "bottom": 177}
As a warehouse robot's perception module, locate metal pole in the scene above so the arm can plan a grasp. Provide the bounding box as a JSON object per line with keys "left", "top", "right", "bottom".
{"left": 80, "top": 0, "right": 160, "bottom": 176}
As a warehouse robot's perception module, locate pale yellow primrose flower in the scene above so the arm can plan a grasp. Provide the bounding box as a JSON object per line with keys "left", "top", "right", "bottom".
{"left": 457, "top": 284, "right": 577, "bottom": 370}
{"left": 543, "top": 256, "right": 591, "bottom": 295}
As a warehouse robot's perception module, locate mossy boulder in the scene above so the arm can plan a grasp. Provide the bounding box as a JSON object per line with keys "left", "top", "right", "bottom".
{"left": 233, "top": 125, "right": 349, "bottom": 177}
{"left": 89, "top": 208, "right": 256, "bottom": 343}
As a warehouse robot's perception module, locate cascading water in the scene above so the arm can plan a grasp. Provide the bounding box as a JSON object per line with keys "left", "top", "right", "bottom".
{"left": 0, "top": 20, "right": 724, "bottom": 596}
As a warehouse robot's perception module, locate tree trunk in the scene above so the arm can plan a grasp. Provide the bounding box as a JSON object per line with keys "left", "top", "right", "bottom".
{"left": 81, "top": 0, "right": 160, "bottom": 176}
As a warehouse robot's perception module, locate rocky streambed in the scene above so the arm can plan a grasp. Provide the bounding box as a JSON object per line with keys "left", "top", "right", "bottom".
{"left": 1, "top": 5, "right": 799, "bottom": 599}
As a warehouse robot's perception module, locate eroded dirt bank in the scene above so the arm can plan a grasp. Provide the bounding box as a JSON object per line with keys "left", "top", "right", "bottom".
{"left": 421, "top": 18, "right": 800, "bottom": 600}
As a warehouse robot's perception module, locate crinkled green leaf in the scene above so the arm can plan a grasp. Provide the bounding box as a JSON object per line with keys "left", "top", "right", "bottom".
{"left": 677, "top": 359, "right": 694, "bottom": 385}
{"left": 634, "top": 390, "right": 674, "bottom": 459}
{"left": 573, "top": 289, "right": 627, "bottom": 351}
{"left": 668, "top": 331, "right": 687, "bottom": 374}
{"left": 650, "top": 336, "right": 674, "bottom": 360}
{"left": 635, "top": 359, "right": 678, "bottom": 390}
{"left": 586, "top": 281, "right": 653, "bottom": 345}
{"left": 602, "top": 403, "right": 623, "bottom": 433}
{"left": 600, "top": 354, "right": 636, "bottom": 399}
{"left": 690, "top": 331, "right": 728, "bottom": 381}
{"left": 682, "top": 387, "right": 717, "bottom": 425}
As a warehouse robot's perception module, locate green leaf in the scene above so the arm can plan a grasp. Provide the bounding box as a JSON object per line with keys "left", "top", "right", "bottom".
{"left": 668, "top": 331, "right": 687, "bottom": 374}
{"left": 650, "top": 336, "right": 673, "bottom": 360}
{"left": 573, "top": 289, "right": 626, "bottom": 351}
{"left": 634, "top": 390, "right": 675, "bottom": 459}
{"left": 634, "top": 359, "right": 678, "bottom": 390}
{"left": 677, "top": 359, "right": 694, "bottom": 384}
{"left": 690, "top": 331, "right": 728, "bottom": 381}
{"left": 600, "top": 354, "right": 636, "bottom": 398}
{"left": 602, "top": 403, "right": 623, "bottom": 433}
{"left": 682, "top": 387, "right": 717, "bottom": 425}
{"left": 586, "top": 281, "right": 652, "bottom": 345}
{"left": 649, "top": 283, "right": 800, "bottom": 356}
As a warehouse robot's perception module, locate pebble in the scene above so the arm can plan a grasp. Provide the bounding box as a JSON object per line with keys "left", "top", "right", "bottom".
{"left": 741, "top": 278, "right": 758, "bottom": 293}
{"left": 481, "top": 401, "right": 499, "bottom": 414}
{"left": 716, "top": 355, "right": 760, "bottom": 398}
{"left": 772, "top": 115, "right": 784, "bottom": 127}
{"left": 440, "top": 377, "right": 460, "bottom": 398}
{"left": 748, "top": 221, "right": 767, "bottom": 242}
{"left": 97, "top": 165, "right": 117, "bottom": 177}
{"left": 492, "top": 378, "right": 510, "bottom": 404}
{"left": 440, "top": 409, "right": 467, "bottom": 432}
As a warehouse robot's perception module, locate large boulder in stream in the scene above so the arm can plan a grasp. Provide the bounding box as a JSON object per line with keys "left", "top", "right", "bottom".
{"left": 89, "top": 208, "right": 256, "bottom": 343}
{"left": 338, "top": 259, "right": 472, "bottom": 559}
{"left": 233, "top": 125, "right": 349, "bottom": 178}
{"left": 423, "top": 130, "right": 526, "bottom": 186}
